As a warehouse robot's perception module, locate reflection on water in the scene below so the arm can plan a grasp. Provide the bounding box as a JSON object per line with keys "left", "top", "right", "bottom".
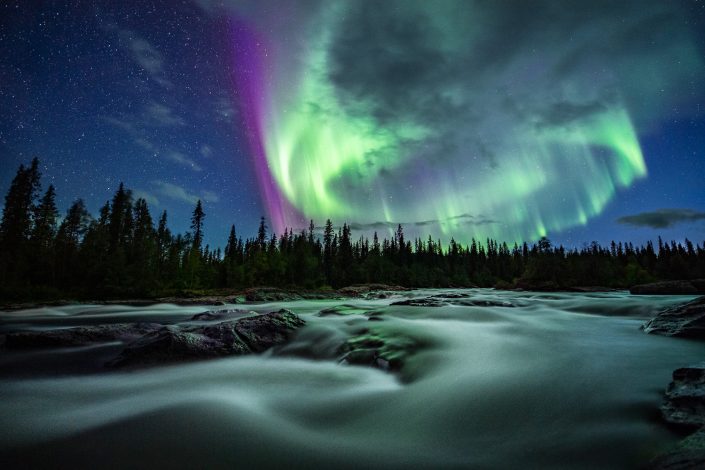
{"left": 0, "top": 290, "right": 701, "bottom": 469}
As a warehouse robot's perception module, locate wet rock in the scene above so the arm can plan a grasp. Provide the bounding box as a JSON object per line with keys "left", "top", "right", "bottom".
{"left": 109, "top": 309, "right": 305, "bottom": 368}
{"left": 660, "top": 363, "right": 705, "bottom": 430}
{"left": 339, "top": 328, "right": 424, "bottom": 373}
{"left": 642, "top": 297, "right": 705, "bottom": 339}
{"left": 2, "top": 323, "right": 161, "bottom": 349}
{"left": 318, "top": 305, "right": 377, "bottom": 317}
{"left": 391, "top": 295, "right": 513, "bottom": 308}
{"left": 227, "top": 309, "right": 306, "bottom": 352}
{"left": 649, "top": 426, "right": 705, "bottom": 469}
{"left": 190, "top": 309, "right": 253, "bottom": 321}
{"left": 337, "top": 284, "right": 409, "bottom": 299}
{"left": 631, "top": 280, "right": 705, "bottom": 295}
{"left": 244, "top": 287, "right": 303, "bottom": 302}
{"left": 391, "top": 298, "right": 449, "bottom": 307}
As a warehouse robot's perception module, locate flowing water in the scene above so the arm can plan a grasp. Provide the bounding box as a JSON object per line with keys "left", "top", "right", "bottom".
{"left": 0, "top": 289, "right": 702, "bottom": 469}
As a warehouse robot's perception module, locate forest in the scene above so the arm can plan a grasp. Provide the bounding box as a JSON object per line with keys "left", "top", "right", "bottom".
{"left": 1, "top": 158, "right": 704, "bottom": 300}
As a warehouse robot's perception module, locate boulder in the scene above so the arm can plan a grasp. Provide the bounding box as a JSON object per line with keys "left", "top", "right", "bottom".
{"left": 391, "top": 295, "right": 513, "bottom": 308}
{"left": 649, "top": 427, "right": 705, "bottom": 469}
{"left": 631, "top": 280, "right": 705, "bottom": 295}
{"left": 244, "top": 287, "right": 303, "bottom": 302}
{"left": 339, "top": 328, "right": 425, "bottom": 374}
{"left": 642, "top": 297, "right": 705, "bottom": 339}
{"left": 2, "top": 323, "right": 161, "bottom": 349}
{"left": 337, "top": 284, "right": 409, "bottom": 299}
{"left": 109, "top": 309, "right": 305, "bottom": 368}
{"left": 660, "top": 363, "right": 705, "bottom": 430}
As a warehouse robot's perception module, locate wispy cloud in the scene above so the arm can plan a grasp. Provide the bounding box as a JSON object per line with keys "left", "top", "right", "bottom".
{"left": 200, "top": 144, "right": 213, "bottom": 158}
{"left": 214, "top": 96, "right": 236, "bottom": 122}
{"left": 144, "top": 101, "right": 185, "bottom": 127}
{"left": 166, "top": 151, "right": 202, "bottom": 171}
{"left": 132, "top": 189, "right": 160, "bottom": 207}
{"left": 200, "top": 190, "right": 220, "bottom": 203}
{"left": 119, "top": 30, "right": 173, "bottom": 88}
{"left": 152, "top": 181, "right": 219, "bottom": 206}
{"left": 153, "top": 181, "right": 201, "bottom": 205}
{"left": 617, "top": 209, "right": 705, "bottom": 229}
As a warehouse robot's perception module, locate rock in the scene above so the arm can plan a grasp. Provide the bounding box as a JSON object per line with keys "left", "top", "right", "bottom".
{"left": 318, "top": 305, "right": 379, "bottom": 317}
{"left": 226, "top": 308, "right": 306, "bottom": 353}
{"left": 190, "top": 309, "right": 253, "bottom": 321}
{"left": 337, "top": 284, "right": 409, "bottom": 299}
{"left": 2, "top": 323, "right": 161, "bottom": 349}
{"left": 512, "top": 280, "right": 563, "bottom": 292}
{"left": 391, "top": 295, "right": 513, "bottom": 308}
{"left": 391, "top": 298, "right": 449, "bottom": 307}
{"left": 649, "top": 427, "right": 705, "bottom": 469}
{"left": 244, "top": 287, "right": 303, "bottom": 302}
{"left": 339, "top": 328, "right": 424, "bottom": 373}
{"left": 109, "top": 309, "right": 305, "bottom": 368}
{"left": 631, "top": 280, "right": 705, "bottom": 295}
{"left": 642, "top": 297, "right": 705, "bottom": 339}
{"left": 660, "top": 363, "right": 705, "bottom": 430}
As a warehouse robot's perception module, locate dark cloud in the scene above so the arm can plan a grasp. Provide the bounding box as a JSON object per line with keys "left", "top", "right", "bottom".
{"left": 617, "top": 209, "right": 705, "bottom": 229}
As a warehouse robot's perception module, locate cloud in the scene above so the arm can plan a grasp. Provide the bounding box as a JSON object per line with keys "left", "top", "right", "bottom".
{"left": 200, "top": 144, "right": 213, "bottom": 158}
{"left": 132, "top": 189, "right": 160, "bottom": 207}
{"left": 102, "top": 104, "right": 199, "bottom": 172}
{"left": 214, "top": 97, "right": 236, "bottom": 122}
{"left": 153, "top": 181, "right": 201, "bottom": 205}
{"left": 166, "top": 151, "right": 202, "bottom": 171}
{"left": 119, "top": 30, "right": 173, "bottom": 87}
{"left": 144, "top": 101, "right": 185, "bottom": 127}
{"left": 152, "top": 181, "right": 220, "bottom": 206}
{"left": 200, "top": 190, "right": 220, "bottom": 203}
{"left": 617, "top": 209, "right": 705, "bottom": 229}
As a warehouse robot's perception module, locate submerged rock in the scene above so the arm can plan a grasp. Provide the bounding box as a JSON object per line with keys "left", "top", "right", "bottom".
{"left": 109, "top": 309, "right": 305, "bottom": 368}
{"left": 2, "top": 323, "right": 161, "bottom": 349}
{"left": 642, "top": 296, "right": 705, "bottom": 339}
{"left": 338, "top": 328, "right": 426, "bottom": 375}
{"left": 661, "top": 363, "right": 705, "bottom": 430}
{"left": 631, "top": 280, "right": 705, "bottom": 295}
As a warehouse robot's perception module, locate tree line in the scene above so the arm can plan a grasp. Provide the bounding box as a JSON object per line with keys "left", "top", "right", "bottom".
{"left": 1, "top": 158, "right": 704, "bottom": 300}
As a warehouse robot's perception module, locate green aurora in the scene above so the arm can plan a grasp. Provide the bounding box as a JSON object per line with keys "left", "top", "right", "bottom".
{"left": 244, "top": 0, "right": 702, "bottom": 243}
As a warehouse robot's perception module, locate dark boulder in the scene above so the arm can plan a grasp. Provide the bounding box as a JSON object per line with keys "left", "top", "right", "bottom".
{"left": 109, "top": 309, "right": 305, "bottom": 368}
{"left": 2, "top": 323, "right": 160, "bottom": 350}
{"left": 190, "top": 309, "right": 253, "bottom": 321}
{"left": 661, "top": 363, "right": 705, "bottom": 430}
{"left": 339, "top": 328, "right": 427, "bottom": 375}
{"left": 631, "top": 280, "right": 705, "bottom": 295}
{"left": 337, "top": 284, "right": 409, "bottom": 299}
{"left": 244, "top": 287, "right": 303, "bottom": 302}
{"left": 649, "top": 427, "right": 705, "bottom": 469}
{"left": 642, "top": 297, "right": 705, "bottom": 339}
{"left": 391, "top": 295, "right": 513, "bottom": 308}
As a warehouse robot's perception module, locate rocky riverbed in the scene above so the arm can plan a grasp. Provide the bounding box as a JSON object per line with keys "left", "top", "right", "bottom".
{"left": 1, "top": 289, "right": 703, "bottom": 469}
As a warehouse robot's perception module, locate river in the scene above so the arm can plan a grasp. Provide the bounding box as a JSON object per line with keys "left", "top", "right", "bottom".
{"left": 0, "top": 289, "right": 701, "bottom": 469}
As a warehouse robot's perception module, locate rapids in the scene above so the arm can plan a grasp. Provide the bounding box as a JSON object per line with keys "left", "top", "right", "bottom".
{"left": 0, "top": 289, "right": 702, "bottom": 469}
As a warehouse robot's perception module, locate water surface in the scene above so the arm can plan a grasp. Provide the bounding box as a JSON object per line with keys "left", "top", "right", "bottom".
{"left": 0, "top": 289, "right": 701, "bottom": 469}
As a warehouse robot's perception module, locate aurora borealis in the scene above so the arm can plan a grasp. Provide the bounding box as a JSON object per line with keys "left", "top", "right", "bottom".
{"left": 1, "top": 0, "right": 705, "bottom": 246}
{"left": 232, "top": 0, "right": 702, "bottom": 243}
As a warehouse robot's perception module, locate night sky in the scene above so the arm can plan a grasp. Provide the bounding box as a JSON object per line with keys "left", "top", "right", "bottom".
{"left": 1, "top": 0, "right": 704, "bottom": 249}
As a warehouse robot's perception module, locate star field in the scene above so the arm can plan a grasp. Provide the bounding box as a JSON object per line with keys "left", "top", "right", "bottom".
{"left": 1, "top": 0, "right": 704, "bottom": 248}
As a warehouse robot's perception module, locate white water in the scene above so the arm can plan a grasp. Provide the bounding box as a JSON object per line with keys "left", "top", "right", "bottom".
{"left": 0, "top": 290, "right": 702, "bottom": 469}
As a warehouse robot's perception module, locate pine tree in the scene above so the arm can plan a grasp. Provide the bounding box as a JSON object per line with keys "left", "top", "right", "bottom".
{"left": 191, "top": 200, "right": 205, "bottom": 252}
